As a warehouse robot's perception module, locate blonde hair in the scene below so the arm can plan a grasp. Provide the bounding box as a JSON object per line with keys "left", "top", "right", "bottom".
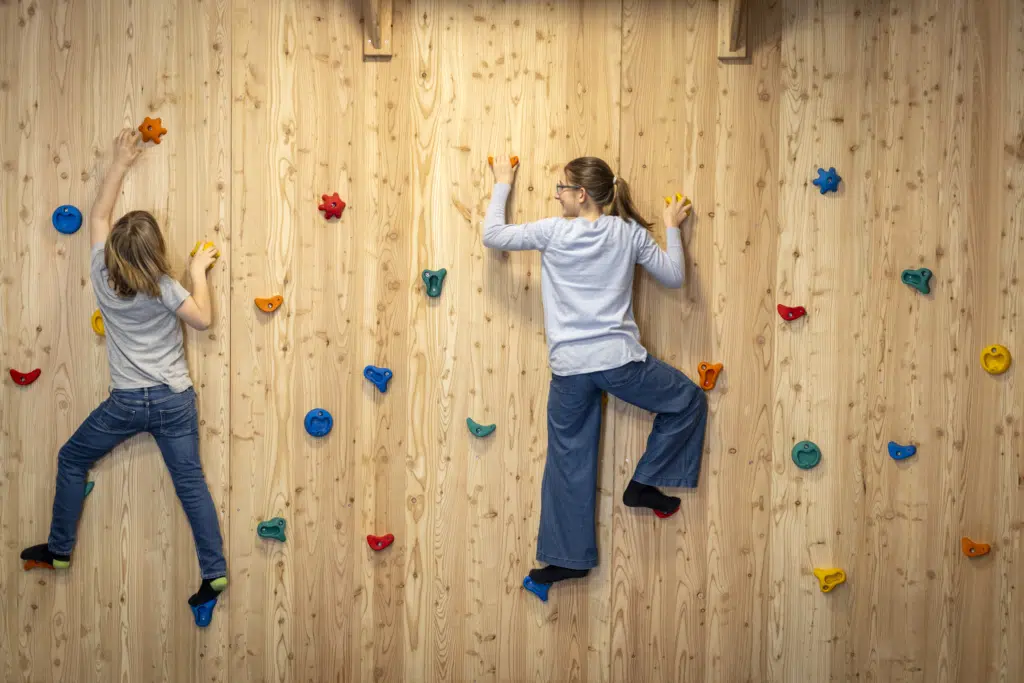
{"left": 564, "top": 157, "right": 653, "bottom": 229}
{"left": 105, "top": 210, "right": 171, "bottom": 298}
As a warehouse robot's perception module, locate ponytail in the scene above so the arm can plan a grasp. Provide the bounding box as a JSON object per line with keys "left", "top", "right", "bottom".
{"left": 609, "top": 177, "right": 653, "bottom": 229}
{"left": 564, "top": 156, "right": 653, "bottom": 229}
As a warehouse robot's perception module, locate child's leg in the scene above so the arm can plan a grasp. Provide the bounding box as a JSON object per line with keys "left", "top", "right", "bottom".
{"left": 32, "top": 395, "right": 142, "bottom": 566}
{"left": 535, "top": 372, "right": 603, "bottom": 573}
{"left": 148, "top": 389, "right": 227, "bottom": 582}
{"left": 596, "top": 356, "right": 708, "bottom": 492}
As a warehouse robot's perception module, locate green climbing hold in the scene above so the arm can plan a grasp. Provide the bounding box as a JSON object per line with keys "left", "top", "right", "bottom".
{"left": 901, "top": 267, "right": 932, "bottom": 295}
{"left": 84, "top": 481, "right": 94, "bottom": 498}
{"left": 466, "top": 417, "right": 496, "bottom": 438}
{"left": 792, "top": 441, "right": 821, "bottom": 469}
{"left": 422, "top": 268, "right": 447, "bottom": 298}
{"left": 257, "top": 517, "right": 287, "bottom": 542}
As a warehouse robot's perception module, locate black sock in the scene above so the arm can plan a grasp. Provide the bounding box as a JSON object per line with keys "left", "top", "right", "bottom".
{"left": 528, "top": 565, "right": 589, "bottom": 585}
{"left": 20, "top": 543, "right": 70, "bottom": 568}
{"left": 623, "top": 480, "right": 680, "bottom": 515}
{"left": 189, "top": 577, "right": 228, "bottom": 606}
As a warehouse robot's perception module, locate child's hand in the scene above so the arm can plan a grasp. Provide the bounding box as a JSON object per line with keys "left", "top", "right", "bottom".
{"left": 663, "top": 196, "right": 692, "bottom": 228}
{"left": 189, "top": 243, "right": 218, "bottom": 276}
{"left": 491, "top": 157, "right": 518, "bottom": 185}
{"left": 114, "top": 128, "right": 142, "bottom": 168}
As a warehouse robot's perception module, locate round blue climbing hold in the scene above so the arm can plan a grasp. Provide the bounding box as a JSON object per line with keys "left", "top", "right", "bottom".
{"left": 304, "top": 408, "right": 333, "bottom": 437}
{"left": 812, "top": 167, "right": 842, "bottom": 195}
{"left": 52, "top": 205, "right": 83, "bottom": 234}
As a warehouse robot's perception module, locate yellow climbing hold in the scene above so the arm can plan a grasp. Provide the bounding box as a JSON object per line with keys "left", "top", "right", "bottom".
{"left": 813, "top": 567, "right": 846, "bottom": 593}
{"left": 190, "top": 240, "right": 220, "bottom": 269}
{"left": 663, "top": 192, "right": 692, "bottom": 207}
{"left": 91, "top": 309, "right": 105, "bottom": 336}
{"left": 980, "top": 344, "right": 1011, "bottom": 375}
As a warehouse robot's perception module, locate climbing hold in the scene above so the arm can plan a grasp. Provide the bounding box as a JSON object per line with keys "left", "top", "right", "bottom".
{"left": 887, "top": 441, "right": 917, "bottom": 461}
{"left": 422, "top": 268, "right": 447, "bottom": 298}
{"left": 23, "top": 560, "right": 55, "bottom": 571}
{"left": 812, "top": 167, "right": 841, "bottom": 194}
{"left": 364, "top": 365, "right": 393, "bottom": 393}
{"left": 522, "top": 576, "right": 550, "bottom": 602}
{"left": 777, "top": 304, "right": 807, "bottom": 321}
{"left": 304, "top": 409, "right": 333, "bottom": 437}
{"left": 488, "top": 155, "right": 519, "bottom": 167}
{"left": 51, "top": 205, "right": 83, "bottom": 234}
{"left": 191, "top": 598, "right": 217, "bottom": 628}
{"left": 254, "top": 295, "right": 284, "bottom": 313}
{"left": 813, "top": 568, "right": 846, "bottom": 593}
{"left": 467, "top": 418, "right": 496, "bottom": 438}
{"left": 367, "top": 534, "right": 395, "bottom": 551}
{"left": 318, "top": 192, "right": 346, "bottom": 219}
{"left": 654, "top": 503, "right": 680, "bottom": 519}
{"left": 91, "top": 309, "right": 105, "bottom": 336}
{"left": 980, "top": 344, "right": 1011, "bottom": 375}
{"left": 663, "top": 193, "right": 692, "bottom": 207}
{"left": 257, "top": 517, "right": 287, "bottom": 542}
{"left": 792, "top": 441, "right": 821, "bottom": 469}
{"left": 9, "top": 368, "right": 41, "bottom": 386}
{"left": 190, "top": 241, "right": 219, "bottom": 269}
{"left": 697, "top": 362, "right": 722, "bottom": 391}
{"left": 961, "top": 537, "right": 991, "bottom": 558}
{"left": 84, "top": 481, "right": 95, "bottom": 498}
{"left": 901, "top": 267, "right": 932, "bottom": 295}
{"left": 138, "top": 116, "right": 168, "bottom": 144}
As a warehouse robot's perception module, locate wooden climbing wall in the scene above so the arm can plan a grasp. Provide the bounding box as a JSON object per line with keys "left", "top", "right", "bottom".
{"left": 1, "top": 1, "right": 1022, "bottom": 682}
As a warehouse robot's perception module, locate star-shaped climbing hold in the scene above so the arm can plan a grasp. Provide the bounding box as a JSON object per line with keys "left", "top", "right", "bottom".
{"left": 319, "top": 192, "right": 346, "bottom": 220}
{"left": 812, "top": 167, "right": 841, "bottom": 194}
{"left": 138, "top": 117, "right": 167, "bottom": 144}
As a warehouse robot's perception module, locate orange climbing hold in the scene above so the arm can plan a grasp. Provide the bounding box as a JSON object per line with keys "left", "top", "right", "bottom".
{"left": 138, "top": 116, "right": 167, "bottom": 144}
{"left": 961, "top": 537, "right": 991, "bottom": 558}
{"left": 254, "top": 295, "right": 283, "bottom": 313}
{"left": 698, "top": 362, "right": 722, "bottom": 390}
{"left": 488, "top": 155, "right": 519, "bottom": 167}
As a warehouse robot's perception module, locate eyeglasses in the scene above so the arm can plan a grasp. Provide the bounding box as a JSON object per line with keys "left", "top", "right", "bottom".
{"left": 555, "top": 183, "right": 582, "bottom": 195}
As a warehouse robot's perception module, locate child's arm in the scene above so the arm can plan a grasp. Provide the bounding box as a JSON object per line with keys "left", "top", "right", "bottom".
{"left": 175, "top": 246, "right": 217, "bottom": 330}
{"left": 482, "top": 159, "right": 556, "bottom": 251}
{"left": 90, "top": 128, "right": 142, "bottom": 248}
{"left": 636, "top": 197, "right": 690, "bottom": 289}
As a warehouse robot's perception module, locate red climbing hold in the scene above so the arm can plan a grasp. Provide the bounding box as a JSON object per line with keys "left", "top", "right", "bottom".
{"left": 319, "top": 193, "right": 346, "bottom": 220}
{"left": 777, "top": 304, "right": 807, "bottom": 321}
{"left": 9, "top": 368, "right": 41, "bottom": 386}
{"left": 367, "top": 534, "right": 394, "bottom": 551}
{"left": 654, "top": 504, "right": 680, "bottom": 519}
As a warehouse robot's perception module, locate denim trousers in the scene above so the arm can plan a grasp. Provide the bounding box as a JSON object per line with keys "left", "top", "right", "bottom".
{"left": 47, "top": 385, "right": 227, "bottom": 579}
{"left": 537, "top": 355, "right": 708, "bottom": 570}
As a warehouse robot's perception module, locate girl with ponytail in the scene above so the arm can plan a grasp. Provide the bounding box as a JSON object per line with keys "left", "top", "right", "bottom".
{"left": 483, "top": 156, "right": 708, "bottom": 601}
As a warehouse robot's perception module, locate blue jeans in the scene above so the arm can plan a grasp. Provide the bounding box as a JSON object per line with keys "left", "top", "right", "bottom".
{"left": 48, "top": 386, "right": 227, "bottom": 579}
{"left": 537, "top": 356, "right": 708, "bottom": 570}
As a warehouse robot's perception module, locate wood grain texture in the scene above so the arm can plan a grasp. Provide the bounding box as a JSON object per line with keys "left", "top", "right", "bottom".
{"left": 2, "top": 1, "right": 1022, "bottom": 682}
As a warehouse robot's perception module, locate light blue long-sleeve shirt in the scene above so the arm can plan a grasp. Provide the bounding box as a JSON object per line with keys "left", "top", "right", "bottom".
{"left": 483, "top": 183, "right": 683, "bottom": 377}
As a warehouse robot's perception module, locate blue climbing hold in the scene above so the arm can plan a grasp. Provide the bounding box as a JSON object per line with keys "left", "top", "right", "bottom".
{"left": 304, "top": 408, "right": 333, "bottom": 437}
{"left": 191, "top": 598, "right": 217, "bottom": 628}
{"left": 523, "top": 576, "right": 550, "bottom": 602}
{"left": 887, "top": 441, "right": 917, "bottom": 461}
{"left": 812, "top": 167, "right": 842, "bottom": 194}
{"left": 52, "top": 205, "right": 83, "bottom": 234}
{"left": 364, "top": 365, "right": 393, "bottom": 393}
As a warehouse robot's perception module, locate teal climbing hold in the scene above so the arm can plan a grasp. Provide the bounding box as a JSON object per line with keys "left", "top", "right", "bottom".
{"left": 422, "top": 268, "right": 447, "bottom": 298}
{"left": 84, "top": 481, "right": 94, "bottom": 498}
{"left": 467, "top": 417, "right": 496, "bottom": 438}
{"left": 257, "top": 517, "right": 287, "bottom": 542}
{"left": 901, "top": 267, "right": 932, "bottom": 295}
{"left": 792, "top": 441, "right": 821, "bottom": 469}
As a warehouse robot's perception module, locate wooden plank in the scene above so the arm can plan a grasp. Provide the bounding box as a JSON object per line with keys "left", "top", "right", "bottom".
{"left": 718, "top": 0, "right": 747, "bottom": 61}
{"left": 364, "top": 0, "right": 393, "bottom": 59}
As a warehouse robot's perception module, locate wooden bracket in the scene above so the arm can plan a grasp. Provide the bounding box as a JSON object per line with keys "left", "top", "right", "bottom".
{"left": 718, "top": 0, "right": 748, "bottom": 61}
{"left": 363, "top": 0, "right": 393, "bottom": 60}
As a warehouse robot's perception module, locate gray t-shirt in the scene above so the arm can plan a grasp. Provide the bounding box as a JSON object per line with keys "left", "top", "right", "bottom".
{"left": 90, "top": 244, "right": 193, "bottom": 392}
